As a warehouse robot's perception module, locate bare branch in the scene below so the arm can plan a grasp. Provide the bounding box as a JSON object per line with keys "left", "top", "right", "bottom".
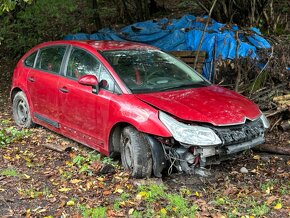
{"left": 193, "top": 0, "right": 218, "bottom": 71}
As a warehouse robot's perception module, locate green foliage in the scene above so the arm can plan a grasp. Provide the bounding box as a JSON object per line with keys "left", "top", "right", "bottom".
{"left": 113, "top": 192, "right": 130, "bottom": 210}
{"left": 138, "top": 184, "right": 166, "bottom": 202}
{"left": 0, "top": 168, "right": 19, "bottom": 177}
{"left": 72, "top": 151, "right": 115, "bottom": 175}
{"left": 137, "top": 184, "right": 197, "bottom": 217}
{"left": 247, "top": 203, "right": 270, "bottom": 216}
{"left": 17, "top": 185, "right": 52, "bottom": 199}
{"left": 0, "top": 0, "right": 33, "bottom": 14}
{"left": 78, "top": 205, "right": 107, "bottom": 218}
{"left": 0, "top": 0, "right": 95, "bottom": 57}
{"left": 260, "top": 179, "right": 277, "bottom": 192}
{"left": 0, "top": 126, "right": 29, "bottom": 147}
{"left": 213, "top": 195, "right": 272, "bottom": 217}
{"left": 166, "top": 193, "right": 198, "bottom": 217}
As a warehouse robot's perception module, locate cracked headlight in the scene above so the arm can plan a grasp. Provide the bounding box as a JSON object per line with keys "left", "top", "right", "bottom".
{"left": 159, "top": 111, "right": 222, "bottom": 146}
{"left": 260, "top": 113, "right": 270, "bottom": 129}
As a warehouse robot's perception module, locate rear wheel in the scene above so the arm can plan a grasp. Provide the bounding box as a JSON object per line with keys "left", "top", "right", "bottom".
{"left": 120, "top": 126, "right": 152, "bottom": 178}
{"left": 12, "top": 91, "right": 34, "bottom": 128}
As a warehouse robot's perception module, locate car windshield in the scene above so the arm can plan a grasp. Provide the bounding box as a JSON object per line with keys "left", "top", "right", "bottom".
{"left": 101, "top": 49, "right": 210, "bottom": 94}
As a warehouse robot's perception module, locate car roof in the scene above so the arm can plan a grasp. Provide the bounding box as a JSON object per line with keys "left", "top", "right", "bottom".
{"left": 36, "top": 40, "right": 158, "bottom": 52}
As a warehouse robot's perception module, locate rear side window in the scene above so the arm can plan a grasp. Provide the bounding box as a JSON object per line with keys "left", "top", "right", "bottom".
{"left": 24, "top": 51, "right": 37, "bottom": 67}
{"left": 66, "top": 48, "right": 100, "bottom": 79}
{"left": 35, "top": 46, "right": 66, "bottom": 74}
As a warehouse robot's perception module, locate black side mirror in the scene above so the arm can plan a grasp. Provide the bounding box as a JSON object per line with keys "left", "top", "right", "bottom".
{"left": 99, "top": 80, "right": 108, "bottom": 89}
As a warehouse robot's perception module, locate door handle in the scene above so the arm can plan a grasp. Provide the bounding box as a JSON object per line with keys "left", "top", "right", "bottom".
{"left": 59, "top": 87, "right": 69, "bottom": 93}
{"left": 28, "top": 77, "right": 35, "bottom": 82}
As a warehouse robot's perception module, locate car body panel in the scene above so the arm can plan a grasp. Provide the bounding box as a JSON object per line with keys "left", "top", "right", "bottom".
{"left": 106, "top": 94, "right": 172, "bottom": 137}
{"left": 135, "top": 85, "right": 261, "bottom": 126}
{"left": 27, "top": 69, "right": 60, "bottom": 124}
{"left": 58, "top": 77, "right": 105, "bottom": 149}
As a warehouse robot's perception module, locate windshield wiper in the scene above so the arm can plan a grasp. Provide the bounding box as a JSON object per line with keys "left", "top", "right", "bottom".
{"left": 157, "top": 82, "right": 209, "bottom": 91}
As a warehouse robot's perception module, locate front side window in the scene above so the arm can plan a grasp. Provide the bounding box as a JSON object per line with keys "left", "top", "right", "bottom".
{"left": 24, "top": 51, "right": 37, "bottom": 67}
{"left": 101, "top": 50, "right": 210, "bottom": 94}
{"left": 99, "top": 65, "right": 116, "bottom": 92}
{"left": 66, "top": 48, "right": 100, "bottom": 79}
{"left": 35, "top": 46, "right": 66, "bottom": 74}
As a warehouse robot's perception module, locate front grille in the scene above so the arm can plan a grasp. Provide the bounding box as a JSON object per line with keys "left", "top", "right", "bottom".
{"left": 210, "top": 118, "right": 265, "bottom": 146}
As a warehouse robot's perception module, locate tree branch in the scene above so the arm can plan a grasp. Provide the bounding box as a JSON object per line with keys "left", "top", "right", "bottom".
{"left": 193, "top": 0, "right": 218, "bottom": 71}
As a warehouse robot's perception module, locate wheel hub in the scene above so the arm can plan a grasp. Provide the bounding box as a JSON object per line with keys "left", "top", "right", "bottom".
{"left": 17, "top": 100, "right": 28, "bottom": 124}
{"left": 124, "top": 138, "right": 133, "bottom": 169}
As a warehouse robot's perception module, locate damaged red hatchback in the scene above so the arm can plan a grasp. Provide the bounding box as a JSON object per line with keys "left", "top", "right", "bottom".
{"left": 11, "top": 40, "right": 270, "bottom": 178}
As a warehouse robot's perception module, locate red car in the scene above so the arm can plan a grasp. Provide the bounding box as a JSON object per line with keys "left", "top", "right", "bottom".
{"left": 11, "top": 40, "right": 269, "bottom": 178}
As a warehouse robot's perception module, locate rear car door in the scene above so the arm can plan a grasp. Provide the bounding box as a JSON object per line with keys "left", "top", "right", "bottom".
{"left": 27, "top": 45, "right": 67, "bottom": 129}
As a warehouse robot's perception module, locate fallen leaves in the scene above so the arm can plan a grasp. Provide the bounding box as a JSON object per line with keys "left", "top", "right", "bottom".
{"left": 70, "top": 179, "right": 82, "bottom": 184}
{"left": 266, "top": 196, "right": 277, "bottom": 205}
{"left": 160, "top": 208, "right": 167, "bottom": 215}
{"left": 136, "top": 191, "right": 148, "bottom": 200}
{"left": 274, "top": 203, "right": 282, "bottom": 210}
{"left": 58, "top": 187, "right": 71, "bottom": 192}
{"left": 66, "top": 200, "right": 75, "bottom": 206}
{"left": 0, "top": 102, "right": 289, "bottom": 217}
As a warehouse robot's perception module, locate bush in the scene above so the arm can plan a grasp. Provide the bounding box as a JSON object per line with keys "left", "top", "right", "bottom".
{"left": 0, "top": 0, "right": 95, "bottom": 58}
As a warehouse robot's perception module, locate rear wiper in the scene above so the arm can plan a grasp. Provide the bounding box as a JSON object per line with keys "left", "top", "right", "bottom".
{"left": 158, "top": 82, "right": 209, "bottom": 91}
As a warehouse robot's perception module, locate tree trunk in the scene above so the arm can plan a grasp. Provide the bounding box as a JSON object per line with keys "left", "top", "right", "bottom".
{"left": 92, "top": 0, "right": 102, "bottom": 30}
{"left": 134, "top": 0, "right": 150, "bottom": 21}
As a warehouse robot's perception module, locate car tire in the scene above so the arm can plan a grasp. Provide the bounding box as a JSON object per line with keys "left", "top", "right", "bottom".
{"left": 12, "top": 91, "right": 34, "bottom": 128}
{"left": 120, "top": 126, "right": 152, "bottom": 178}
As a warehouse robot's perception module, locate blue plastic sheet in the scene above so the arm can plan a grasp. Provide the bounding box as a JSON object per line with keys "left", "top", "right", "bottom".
{"left": 64, "top": 14, "right": 271, "bottom": 80}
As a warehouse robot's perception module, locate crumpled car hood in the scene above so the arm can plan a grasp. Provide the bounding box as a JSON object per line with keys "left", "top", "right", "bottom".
{"left": 134, "top": 85, "right": 261, "bottom": 126}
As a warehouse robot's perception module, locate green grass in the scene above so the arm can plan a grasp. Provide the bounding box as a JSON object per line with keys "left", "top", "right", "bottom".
{"left": 247, "top": 203, "right": 270, "bottom": 216}
{"left": 0, "top": 168, "right": 19, "bottom": 177}
{"left": 214, "top": 195, "right": 271, "bottom": 217}
{"left": 17, "top": 186, "right": 51, "bottom": 199}
{"left": 260, "top": 179, "right": 277, "bottom": 193}
{"left": 113, "top": 192, "right": 130, "bottom": 210}
{"left": 0, "top": 126, "right": 30, "bottom": 147}
{"left": 78, "top": 205, "right": 107, "bottom": 218}
{"left": 72, "top": 151, "right": 116, "bottom": 175}
{"left": 136, "top": 184, "right": 198, "bottom": 217}
{"left": 166, "top": 193, "right": 197, "bottom": 218}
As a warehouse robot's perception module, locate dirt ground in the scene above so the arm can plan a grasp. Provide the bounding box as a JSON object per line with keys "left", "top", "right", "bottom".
{"left": 0, "top": 60, "right": 289, "bottom": 217}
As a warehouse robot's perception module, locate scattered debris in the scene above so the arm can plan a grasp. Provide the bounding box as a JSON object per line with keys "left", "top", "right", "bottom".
{"left": 254, "top": 144, "right": 290, "bottom": 155}
{"left": 240, "top": 167, "right": 248, "bottom": 174}
{"left": 273, "top": 94, "right": 290, "bottom": 110}
{"left": 280, "top": 120, "right": 290, "bottom": 131}
{"left": 43, "top": 143, "right": 72, "bottom": 153}
{"left": 132, "top": 178, "right": 163, "bottom": 187}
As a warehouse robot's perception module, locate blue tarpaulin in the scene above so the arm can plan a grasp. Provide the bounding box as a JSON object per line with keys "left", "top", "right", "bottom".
{"left": 64, "top": 14, "right": 271, "bottom": 80}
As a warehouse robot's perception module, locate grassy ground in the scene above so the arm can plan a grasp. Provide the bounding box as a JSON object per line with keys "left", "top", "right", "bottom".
{"left": 0, "top": 61, "right": 289, "bottom": 217}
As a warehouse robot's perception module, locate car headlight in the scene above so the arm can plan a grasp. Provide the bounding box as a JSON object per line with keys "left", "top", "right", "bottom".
{"left": 260, "top": 113, "right": 270, "bottom": 129}
{"left": 159, "top": 111, "right": 222, "bottom": 146}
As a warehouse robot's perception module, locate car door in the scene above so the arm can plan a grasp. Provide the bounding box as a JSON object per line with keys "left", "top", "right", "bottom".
{"left": 58, "top": 47, "right": 115, "bottom": 151}
{"left": 27, "top": 45, "right": 67, "bottom": 129}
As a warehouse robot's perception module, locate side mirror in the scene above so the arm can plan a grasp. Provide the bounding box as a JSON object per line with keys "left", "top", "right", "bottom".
{"left": 99, "top": 80, "right": 108, "bottom": 89}
{"left": 78, "top": 75, "right": 98, "bottom": 86}
{"left": 78, "top": 75, "right": 99, "bottom": 93}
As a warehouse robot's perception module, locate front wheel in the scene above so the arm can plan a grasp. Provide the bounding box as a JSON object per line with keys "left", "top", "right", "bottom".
{"left": 120, "top": 126, "right": 152, "bottom": 178}
{"left": 12, "top": 91, "right": 34, "bottom": 128}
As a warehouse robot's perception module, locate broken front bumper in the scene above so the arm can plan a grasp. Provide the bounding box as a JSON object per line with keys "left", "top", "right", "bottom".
{"left": 151, "top": 118, "right": 266, "bottom": 176}
{"left": 196, "top": 135, "right": 265, "bottom": 166}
